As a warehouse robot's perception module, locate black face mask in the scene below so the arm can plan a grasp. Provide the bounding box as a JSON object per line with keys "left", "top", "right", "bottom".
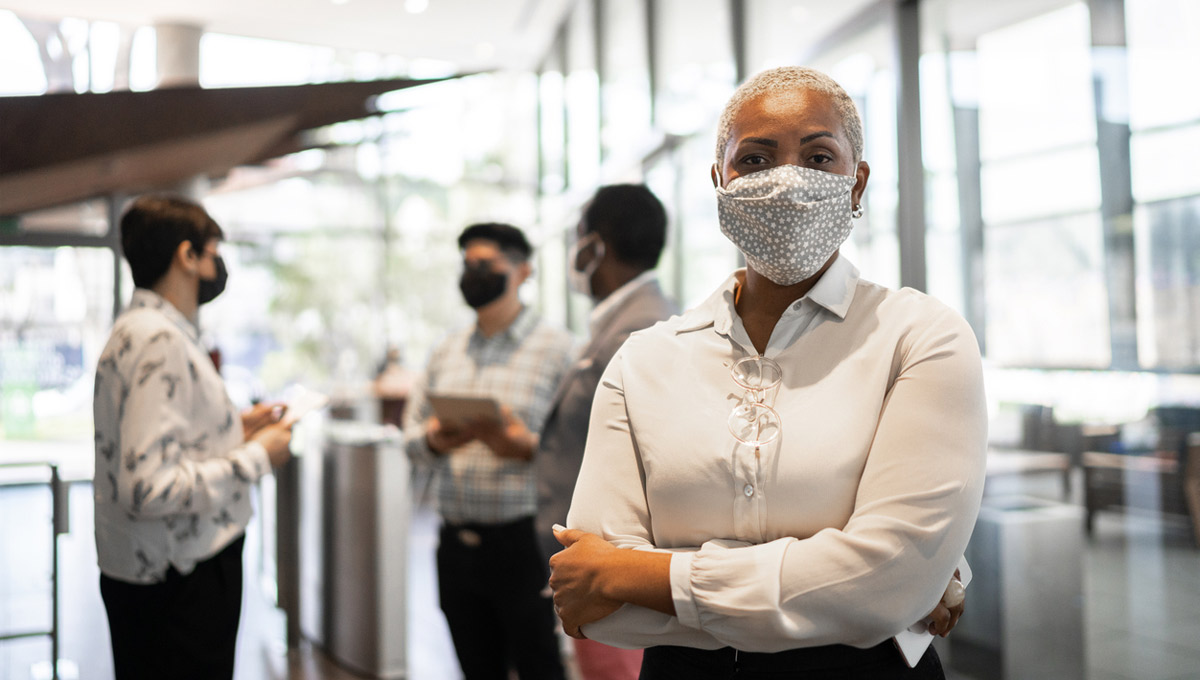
{"left": 459, "top": 263, "right": 508, "bottom": 309}
{"left": 198, "top": 255, "right": 228, "bottom": 305}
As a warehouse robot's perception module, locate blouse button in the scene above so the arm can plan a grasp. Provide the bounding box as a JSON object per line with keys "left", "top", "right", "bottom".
{"left": 743, "top": 484, "right": 754, "bottom": 498}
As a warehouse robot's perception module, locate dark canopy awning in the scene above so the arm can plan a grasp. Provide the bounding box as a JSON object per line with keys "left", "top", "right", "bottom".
{"left": 0, "top": 77, "right": 452, "bottom": 216}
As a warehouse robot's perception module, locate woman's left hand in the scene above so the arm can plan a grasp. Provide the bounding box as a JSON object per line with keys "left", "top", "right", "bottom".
{"left": 925, "top": 569, "right": 965, "bottom": 637}
{"left": 548, "top": 527, "right": 625, "bottom": 638}
{"left": 242, "top": 402, "right": 284, "bottom": 440}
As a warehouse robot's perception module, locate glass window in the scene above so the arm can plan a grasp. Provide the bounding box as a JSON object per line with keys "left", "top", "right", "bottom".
{"left": 654, "top": 0, "right": 735, "bottom": 137}
{"left": 0, "top": 11, "right": 47, "bottom": 95}
{"left": 0, "top": 246, "right": 115, "bottom": 446}
{"left": 1126, "top": 0, "right": 1200, "bottom": 131}
{"left": 1130, "top": 125, "right": 1200, "bottom": 204}
{"left": 977, "top": 5, "right": 1097, "bottom": 160}
{"left": 811, "top": 25, "right": 901, "bottom": 290}
{"left": 599, "top": 0, "right": 652, "bottom": 162}
{"left": 742, "top": 0, "right": 882, "bottom": 73}
{"left": 985, "top": 214, "right": 1112, "bottom": 367}
{"left": 1126, "top": 0, "right": 1200, "bottom": 370}
{"left": 565, "top": 0, "right": 600, "bottom": 191}
{"left": 539, "top": 45, "right": 567, "bottom": 195}
{"left": 660, "top": 133, "right": 736, "bottom": 309}
{"left": 925, "top": 1, "right": 1112, "bottom": 368}
{"left": 980, "top": 147, "right": 1103, "bottom": 224}
{"left": 1133, "top": 193, "right": 1200, "bottom": 370}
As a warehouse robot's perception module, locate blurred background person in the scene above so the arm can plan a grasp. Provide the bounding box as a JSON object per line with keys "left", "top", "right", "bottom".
{"left": 403, "top": 222, "right": 574, "bottom": 680}
{"left": 93, "top": 195, "right": 294, "bottom": 680}
{"left": 537, "top": 183, "right": 678, "bottom": 680}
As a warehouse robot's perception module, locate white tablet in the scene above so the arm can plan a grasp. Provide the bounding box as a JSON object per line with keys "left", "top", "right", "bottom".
{"left": 427, "top": 394, "right": 503, "bottom": 428}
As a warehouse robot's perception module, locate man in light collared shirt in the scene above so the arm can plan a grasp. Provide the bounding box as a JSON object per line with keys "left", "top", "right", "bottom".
{"left": 93, "top": 195, "right": 293, "bottom": 680}
{"left": 404, "top": 222, "right": 573, "bottom": 680}
{"left": 536, "top": 184, "right": 678, "bottom": 680}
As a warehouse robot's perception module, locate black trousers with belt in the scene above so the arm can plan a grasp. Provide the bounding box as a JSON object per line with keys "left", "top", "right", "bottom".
{"left": 437, "top": 515, "right": 566, "bottom": 680}
{"left": 639, "top": 640, "right": 945, "bottom": 680}
{"left": 99, "top": 534, "right": 245, "bottom": 680}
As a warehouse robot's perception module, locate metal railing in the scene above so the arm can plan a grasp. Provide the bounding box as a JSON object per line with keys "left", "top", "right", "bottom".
{"left": 0, "top": 462, "right": 69, "bottom": 680}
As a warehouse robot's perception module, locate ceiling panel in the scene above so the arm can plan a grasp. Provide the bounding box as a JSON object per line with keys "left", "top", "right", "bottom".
{"left": 0, "top": 0, "right": 571, "bottom": 71}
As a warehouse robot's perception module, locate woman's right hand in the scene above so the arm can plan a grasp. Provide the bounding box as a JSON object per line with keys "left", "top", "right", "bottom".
{"left": 548, "top": 527, "right": 625, "bottom": 638}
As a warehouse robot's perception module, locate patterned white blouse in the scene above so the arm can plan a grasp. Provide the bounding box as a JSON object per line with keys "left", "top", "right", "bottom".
{"left": 93, "top": 289, "right": 269, "bottom": 584}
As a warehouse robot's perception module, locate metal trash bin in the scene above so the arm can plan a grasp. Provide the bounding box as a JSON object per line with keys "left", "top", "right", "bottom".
{"left": 298, "top": 421, "right": 408, "bottom": 679}
{"left": 950, "top": 495, "right": 1085, "bottom": 680}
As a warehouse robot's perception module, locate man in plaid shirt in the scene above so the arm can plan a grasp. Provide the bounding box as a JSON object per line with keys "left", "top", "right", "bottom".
{"left": 404, "top": 222, "right": 574, "bottom": 680}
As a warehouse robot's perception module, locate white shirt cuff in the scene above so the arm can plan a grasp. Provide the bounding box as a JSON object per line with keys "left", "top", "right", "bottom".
{"left": 242, "top": 441, "right": 272, "bottom": 479}
{"left": 670, "top": 551, "right": 702, "bottom": 629}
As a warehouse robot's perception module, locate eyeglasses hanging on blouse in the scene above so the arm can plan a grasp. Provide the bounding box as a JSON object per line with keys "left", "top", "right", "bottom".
{"left": 727, "top": 354, "right": 783, "bottom": 457}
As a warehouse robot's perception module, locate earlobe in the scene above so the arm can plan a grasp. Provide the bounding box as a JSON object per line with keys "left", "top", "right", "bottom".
{"left": 852, "top": 160, "right": 871, "bottom": 204}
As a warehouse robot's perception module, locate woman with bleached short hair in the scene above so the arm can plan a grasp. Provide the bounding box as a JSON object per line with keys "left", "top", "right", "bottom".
{"left": 548, "top": 67, "right": 985, "bottom": 680}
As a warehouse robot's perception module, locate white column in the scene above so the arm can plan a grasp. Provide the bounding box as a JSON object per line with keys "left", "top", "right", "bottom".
{"left": 154, "top": 23, "right": 203, "bottom": 88}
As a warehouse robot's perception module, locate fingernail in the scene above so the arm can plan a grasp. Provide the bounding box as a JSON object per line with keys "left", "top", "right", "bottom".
{"left": 552, "top": 523, "right": 566, "bottom": 534}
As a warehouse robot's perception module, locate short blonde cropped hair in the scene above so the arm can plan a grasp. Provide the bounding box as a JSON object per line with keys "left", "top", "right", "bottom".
{"left": 715, "top": 66, "right": 864, "bottom": 166}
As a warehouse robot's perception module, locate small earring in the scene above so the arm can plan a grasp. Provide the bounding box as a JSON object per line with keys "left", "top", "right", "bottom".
{"left": 851, "top": 204, "right": 864, "bottom": 219}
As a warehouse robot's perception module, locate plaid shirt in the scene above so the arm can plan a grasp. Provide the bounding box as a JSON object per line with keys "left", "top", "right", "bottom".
{"left": 405, "top": 306, "right": 574, "bottom": 524}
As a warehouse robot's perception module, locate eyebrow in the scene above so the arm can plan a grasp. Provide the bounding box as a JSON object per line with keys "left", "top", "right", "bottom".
{"left": 740, "top": 131, "right": 836, "bottom": 148}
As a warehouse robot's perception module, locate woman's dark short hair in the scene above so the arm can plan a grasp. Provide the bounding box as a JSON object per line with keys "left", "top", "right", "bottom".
{"left": 583, "top": 184, "right": 667, "bottom": 271}
{"left": 457, "top": 222, "right": 533, "bottom": 263}
{"left": 120, "top": 195, "right": 224, "bottom": 289}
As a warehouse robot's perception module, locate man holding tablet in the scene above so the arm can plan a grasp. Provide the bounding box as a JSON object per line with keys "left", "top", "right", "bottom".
{"left": 404, "top": 222, "right": 573, "bottom": 680}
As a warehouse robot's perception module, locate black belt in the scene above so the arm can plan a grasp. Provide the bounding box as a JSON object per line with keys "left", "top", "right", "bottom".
{"left": 440, "top": 515, "right": 534, "bottom": 548}
{"left": 643, "top": 639, "right": 909, "bottom": 674}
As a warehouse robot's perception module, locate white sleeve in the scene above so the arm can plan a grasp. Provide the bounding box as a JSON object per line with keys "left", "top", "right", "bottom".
{"left": 567, "top": 350, "right": 724, "bottom": 650}
{"left": 671, "top": 310, "right": 988, "bottom": 651}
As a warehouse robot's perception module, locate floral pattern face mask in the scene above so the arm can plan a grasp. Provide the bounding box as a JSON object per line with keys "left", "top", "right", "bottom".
{"left": 715, "top": 164, "right": 857, "bottom": 286}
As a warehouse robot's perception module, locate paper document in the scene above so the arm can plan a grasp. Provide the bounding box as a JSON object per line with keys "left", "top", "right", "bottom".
{"left": 281, "top": 387, "right": 329, "bottom": 426}
{"left": 893, "top": 556, "right": 973, "bottom": 668}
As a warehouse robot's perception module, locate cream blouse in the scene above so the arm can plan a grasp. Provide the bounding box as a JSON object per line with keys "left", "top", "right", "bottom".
{"left": 566, "top": 255, "right": 987, "bottom": 651}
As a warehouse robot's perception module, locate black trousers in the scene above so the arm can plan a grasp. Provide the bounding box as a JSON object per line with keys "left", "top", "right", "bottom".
{"left": 437, "top": 515, "right": 566, "bottom": 680}
{"left": 100, "top": 535, "right": 245, "bottom": 680}
{"left": 639, "top": 640, "right": 945, "bottom": 680}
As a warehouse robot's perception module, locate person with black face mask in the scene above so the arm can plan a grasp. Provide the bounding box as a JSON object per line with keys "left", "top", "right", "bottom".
{"left": 93, "top": 195, "right": 293, "bottom": 680}
{"left": 404, "top": 222, "right": 574, "bottom": 680}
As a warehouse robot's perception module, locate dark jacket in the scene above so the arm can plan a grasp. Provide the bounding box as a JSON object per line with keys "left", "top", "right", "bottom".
{"left": 535, "top": 278, "right": 678, "bottom": 560}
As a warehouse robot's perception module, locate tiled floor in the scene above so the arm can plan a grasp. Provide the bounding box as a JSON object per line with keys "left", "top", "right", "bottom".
{"left": 2, "top": 476, "right": 1199, "bottom": 680}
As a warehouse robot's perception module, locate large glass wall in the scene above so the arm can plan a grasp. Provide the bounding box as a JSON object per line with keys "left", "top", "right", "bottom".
{"left": 0, "top": 247, "right": 114, "bottom": 441}
{"left": 0, "top": 17, "right": 542, "bottom": 451}
{"left": 1127, "top": 0, "right": 1200, "bottom": 370}
{"left": 920, "top": 0, "right": 1200, "bottom": 378}
{"left": 4, "top": 1, "right": 1200, "bottom": 677}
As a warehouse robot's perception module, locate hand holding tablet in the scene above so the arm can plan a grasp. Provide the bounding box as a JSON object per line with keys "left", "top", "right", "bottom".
{"left": 427, "top": 394, "right": 503, "bottom": 430}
